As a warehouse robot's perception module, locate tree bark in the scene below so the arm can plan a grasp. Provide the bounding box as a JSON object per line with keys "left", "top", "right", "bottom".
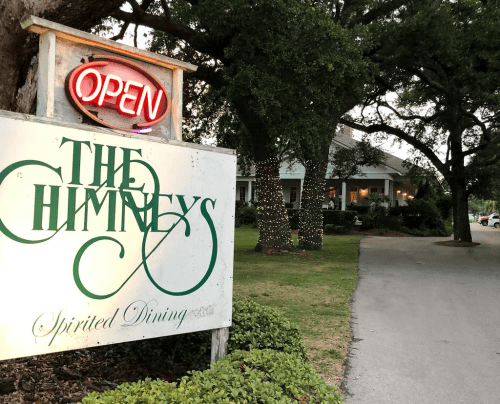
{"left": 450, "top": 179, "right": 472, "bottom": 242}
{"left": 254, "top": 158, "right": 294, "bottom": 252}
{"left": 448, "top": 126, "right": 472, "bottom": 242}
{"left": 298, "top": 160, "right": 327, "bottom": 250}
{"left": 0, "top": 0, "right": 125, "bottom": 113}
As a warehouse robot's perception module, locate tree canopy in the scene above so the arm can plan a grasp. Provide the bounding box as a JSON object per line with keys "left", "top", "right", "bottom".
{"left": 342, "top": 0, "right": 500, "bottom": 242}
{"left": 111, "top": 0, "right": 375, "bottom": 250}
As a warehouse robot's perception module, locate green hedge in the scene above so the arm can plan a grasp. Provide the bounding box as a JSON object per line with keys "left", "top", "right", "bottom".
{"left": 81, "top": 350, "right": 342, "bottom": 404}
{"left": 287, "top": 208, "right": 300, "bottom": 230}
{"left": 109, "top": 299, "right": 306, "bottom": 375}
{"left": 80, "top": 301, "right": 329, "bottom": 403}
{"left": 229, "top": 299, "right": 307, "bottom": 360}
{"left": 323, "top": 210, "right": 357, "bottom": 228}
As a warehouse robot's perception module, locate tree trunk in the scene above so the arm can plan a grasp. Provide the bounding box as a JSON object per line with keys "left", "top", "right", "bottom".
{"left": 450, "top": 179, "right": 472, "bottom": 242}
{"left": 298, "top": 160, "right": 327, "bottom": 250}
{"left": 0, "top": 0, "right": 125, "bottom": 113}
{"left": 448, "top": 127, "right": 472, "bottom": 242}
{"left": 254, "top": 158, "right": 294, "bottom": 252}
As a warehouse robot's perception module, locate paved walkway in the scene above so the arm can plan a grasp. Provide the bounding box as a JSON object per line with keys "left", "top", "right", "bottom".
{"left": 342, "top": 224, "right": 500, "bottom": 404}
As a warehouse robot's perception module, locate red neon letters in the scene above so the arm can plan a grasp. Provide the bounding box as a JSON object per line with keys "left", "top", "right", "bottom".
{"left": 66, "top": 56, "right": 169, "bottom": 133}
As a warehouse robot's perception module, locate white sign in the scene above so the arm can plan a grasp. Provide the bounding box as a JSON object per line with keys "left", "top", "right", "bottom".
{"left": 0, "top": 114, "right": 236, "bottom": 360}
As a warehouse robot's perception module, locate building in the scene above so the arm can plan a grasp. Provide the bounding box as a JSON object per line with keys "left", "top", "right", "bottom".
{"left": 236, "top": 128, "right": 416, "bottom": 210}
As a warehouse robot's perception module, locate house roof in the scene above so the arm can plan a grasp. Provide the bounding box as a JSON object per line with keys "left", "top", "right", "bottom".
{"left": 332, "top": 132, "right": 408, "bottom": 175}
{"left": 237, "top": 130, "right": 410, "bottom": 178}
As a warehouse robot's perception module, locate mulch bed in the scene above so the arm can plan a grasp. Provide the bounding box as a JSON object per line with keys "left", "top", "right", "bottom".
{"left": 0, "top": 346, "right": 179, "bottom": 404}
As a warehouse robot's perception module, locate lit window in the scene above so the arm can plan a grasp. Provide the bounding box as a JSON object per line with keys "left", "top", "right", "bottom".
{"left": 329, "top": 187, "right": 336, "bottom": 199}
{"left": 350, "top": 187, "right": 358, "bottom": 203}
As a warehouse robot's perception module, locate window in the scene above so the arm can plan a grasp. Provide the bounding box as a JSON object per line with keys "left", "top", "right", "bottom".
{"left": 350, "top": 187, "right": 358, "bottom": 203}
{"left": 329, "top": 187, "right": 336, "bottom": 199}
{"left": 371, "top": 187, "right": 378, "bottom": 194}
{"left": 290, "top": 187, "right": 297, "bottom": 203}
{"left": 239, "top": 187, "right": 246, "bottom": 201}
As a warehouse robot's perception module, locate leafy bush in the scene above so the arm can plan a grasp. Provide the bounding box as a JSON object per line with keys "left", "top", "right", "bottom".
{"left": 359, "top": 213, "right": 376, "bottom": 230}
{"left": 435, "top": 194, "right": 453, "bottom": 220}
{"left": 228, "top": 299, "right": 307, "bottom": 360}
{"left": 109, "top": 299, "right": 306, "bottom": 376}
{"left": 402, "top": 199, "right": 447, "bottom": 234}
{"left": 323, "top": 210, "right": 357, "bottom": 229}
{"left": 235, "top": 200, "right": 246, "bottom": 211}
{"left": 287, "top": 208, "right": 300, "bottom": 230}
{"left": 349, "top": 205, "right": 370, "bottom": 215}
{"left": 324, "top": 224, "right": 349, "bottom": 233}
{"left": 238, "top": 205, "right": 258, "bottom": 225}
{"left": 81, "top": 349, "right": 342, "bottom": 404}
{"left": 376, "top": 215, "right": 402, "bottom": 230}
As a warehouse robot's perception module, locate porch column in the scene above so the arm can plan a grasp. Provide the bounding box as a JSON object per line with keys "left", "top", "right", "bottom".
{"left": 341, "top": 182, "right": 347, "bottom": 211}
{"left": 384, "top": 179, "right": 390, "bottom": 208}
{"left": 299, "top": 179, "right": 304, "bottom": 208}
{"left": 247, "top": 180, "right": 252, "bottom": 205}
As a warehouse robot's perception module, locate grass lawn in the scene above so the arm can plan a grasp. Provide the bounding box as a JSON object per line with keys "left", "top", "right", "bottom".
{"left": 232, "top": 227, "right": 364, "bottom": 385}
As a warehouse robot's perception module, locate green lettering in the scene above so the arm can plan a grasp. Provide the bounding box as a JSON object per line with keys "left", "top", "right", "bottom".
{"left": 60, "top": 138, "right": 92, "bottom": 185}
{"left": 83, "top": 188, "right": 117, "bottom": 231}
{"left": 32, "top": 184, "right": 61, "bottom": 231}
{"left": 119, "top": 147, "right": 143, "bottom": 190}
{"left": 90, "top": 144, "right": 116, "bottom": 188}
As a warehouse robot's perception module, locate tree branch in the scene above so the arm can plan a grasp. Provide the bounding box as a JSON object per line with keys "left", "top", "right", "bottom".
{"left": 111, "top": 7, "right": 226, "bottom": 61}
{"left": 160, "top": 0, "right": 172, "bottom": 21}
{"left": 379, "top": 101, "right": 443, "bottom": 124}
{"left": 339, "top": 117, "right": 448, "bottom": 177}
{"left": 111, "top": 0, "right": 154, "bottom": 41}
{"left": 410, "top": 67, "right": 448, "bottom": 94}
{"left": 348, "top": 0, "right": 409, "bottom": 28}
{"left": 111, "top": 22, "right": 130, "bottom": 40}
{"left": 190, "top": 65, "right": 224, "bottom": 89}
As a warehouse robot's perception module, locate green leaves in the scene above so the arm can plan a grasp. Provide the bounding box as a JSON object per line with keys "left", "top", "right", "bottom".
{"left": 79, "top": 298, "right": 339, "bottom": 403}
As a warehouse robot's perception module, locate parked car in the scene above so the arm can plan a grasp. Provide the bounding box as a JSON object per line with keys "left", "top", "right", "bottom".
{"left": 479, "top": 213, "right": 498, "bottom": 226}
{"left": 488, "top": 214, "right": 500, "bottom": 228}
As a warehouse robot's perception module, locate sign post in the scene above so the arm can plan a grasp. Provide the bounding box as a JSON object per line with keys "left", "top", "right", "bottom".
{"left": 0, "top": 18, "right": 235, "bottom": 362}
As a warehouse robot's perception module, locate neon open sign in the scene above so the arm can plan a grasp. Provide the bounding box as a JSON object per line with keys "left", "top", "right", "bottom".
{"left": 66, "top": 55, "right": 170, "bottom": 133}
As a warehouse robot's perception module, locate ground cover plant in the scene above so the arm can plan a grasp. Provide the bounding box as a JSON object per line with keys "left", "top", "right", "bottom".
{"left": 233, "top": 227, "right": 363, "bottom": 385}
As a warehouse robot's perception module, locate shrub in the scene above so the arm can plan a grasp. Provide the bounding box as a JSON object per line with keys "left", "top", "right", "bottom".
{"left": 109, "top": 299, "right": 307, "bottom": 376}
{"left": 436, "top": 194, "right": 453, "bottom": 220}
{"left": 81, "top": 350, "right": 342, "bottom": 404}
{"left": 228, "top": 299, "right": 307, "bottom": 360}
{"left": 403, "top": 199, "right": 446, "bottom": 234}
{"left": 287, "top": 208, "right": 300, "bottom": 230}
{"left": 350, "top": 205, "right": 370, "bottom": 215}
{"left": 235, "top": 200, "right": 246, "bottom": 211}
{"left": 238, "top": 205, "right": 258, "bottom": 225}
{"left": 324, "top": 224, "right": 349, "bottom": 233}
{"left": 323, "top": 210, "right": 357, "bottom": 229}
{"left": 376, "top": 215, "right": 402, "bottom": 231}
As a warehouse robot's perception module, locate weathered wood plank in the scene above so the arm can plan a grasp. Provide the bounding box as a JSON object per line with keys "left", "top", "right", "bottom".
{"left": 211, "top": 327, "right": 229, "bottom": 363}
{"left": 21, "top": 16, "right": 197, "bottom": 73}
{"left": 172, "top": 68, "right": 183, "bottom": 141}
{"left": 37, "top": 31, "right": 56, "bottom": 118}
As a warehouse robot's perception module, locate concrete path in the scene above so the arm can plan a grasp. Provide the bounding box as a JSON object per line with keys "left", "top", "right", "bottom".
{"left": 342, "top": 224, "right": 500, "bottom": 404}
